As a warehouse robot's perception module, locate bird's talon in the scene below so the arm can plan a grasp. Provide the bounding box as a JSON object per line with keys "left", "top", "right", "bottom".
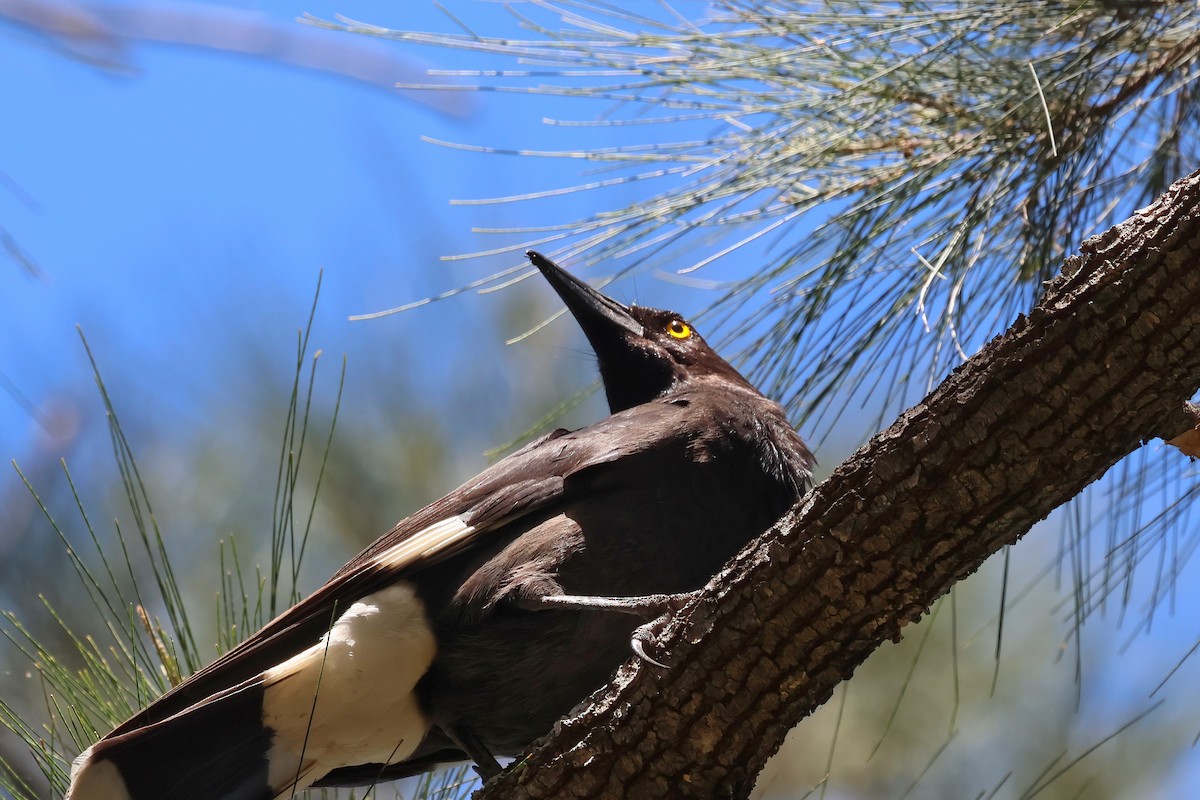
{"left": 632, "top": 634, "right": 670, "bottom": 668}
{"left": 631, "top": 615, "right": 674, "bottom": 667}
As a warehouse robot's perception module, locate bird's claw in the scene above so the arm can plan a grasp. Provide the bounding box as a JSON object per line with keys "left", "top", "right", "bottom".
{"left": 630, "top": 588, "right": 706, "bottom": 667}
{"left": 631, "top": 623, "right": 671, "bottom": 668}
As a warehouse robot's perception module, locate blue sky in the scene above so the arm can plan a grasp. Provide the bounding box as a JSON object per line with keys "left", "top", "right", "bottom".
{"left": 2, "top": 3, "right": 578, "bottom": 456}
{"left": 0, "top": 2, "right": 721, "bottom": 467}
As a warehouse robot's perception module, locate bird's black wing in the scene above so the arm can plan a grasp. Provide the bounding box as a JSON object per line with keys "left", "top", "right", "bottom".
{"left": 108, "top": 402, "right": 693, "bottom": 736}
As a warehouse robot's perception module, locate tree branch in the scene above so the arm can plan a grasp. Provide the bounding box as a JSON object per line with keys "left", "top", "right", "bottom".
{"left": 0, "top": 0, "right": 470, "bottom": 117}
{"left": 477, "top": 168, "right": 1200, "bottom": 798}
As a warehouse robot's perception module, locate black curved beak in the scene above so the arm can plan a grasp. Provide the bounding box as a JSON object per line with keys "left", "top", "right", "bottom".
{"left": 527, "top": 251, "right": 643, "bottom": 340}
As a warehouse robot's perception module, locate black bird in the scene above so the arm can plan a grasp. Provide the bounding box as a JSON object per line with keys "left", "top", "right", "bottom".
{"left": 66, "top": 251, "right": 814, "bottom": 800}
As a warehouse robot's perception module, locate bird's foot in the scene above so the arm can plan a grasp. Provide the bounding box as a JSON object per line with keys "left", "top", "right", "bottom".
{"left": 631, "top": 616, "right": 672, "bottom": 668}
{"left": 628, "top": 590, "right": 703, "bottom": 668}
{"left": 524, "top": 589, "right": 704, "bottom": 667}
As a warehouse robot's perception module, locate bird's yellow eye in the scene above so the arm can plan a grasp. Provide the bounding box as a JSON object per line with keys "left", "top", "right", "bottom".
{"left": 666, "top": 320, "right": 691, "bottom": 339}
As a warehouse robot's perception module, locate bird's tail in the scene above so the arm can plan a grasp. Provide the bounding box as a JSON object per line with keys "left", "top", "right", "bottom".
{"left": 66, "top": 681, "right": 274, "bottom": 800}
{"left": 66, "top": 583, "right": 438, "bottom": 799}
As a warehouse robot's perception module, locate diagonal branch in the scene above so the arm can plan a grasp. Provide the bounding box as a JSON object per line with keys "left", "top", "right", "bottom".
{"left": 477, "top": 168, "right": 1200, "bottom": 799}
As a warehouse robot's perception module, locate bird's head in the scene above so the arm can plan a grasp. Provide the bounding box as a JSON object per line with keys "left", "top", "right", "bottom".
{"left": 529, "top": 251, "right": 756, "bottom": 412}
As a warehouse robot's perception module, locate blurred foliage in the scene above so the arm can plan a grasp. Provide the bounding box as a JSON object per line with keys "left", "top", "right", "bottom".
{"left": 757, "top": 541, "right": 1194, "bottom": 799}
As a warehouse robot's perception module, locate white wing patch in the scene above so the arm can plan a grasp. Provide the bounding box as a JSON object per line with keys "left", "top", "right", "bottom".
{"left": 261, "top": 582, "right": 436, "bottom": 795}
{"left": 65, "top": 746, "right": 132, "bottom": 800}
{"left": 374, "top": 514, "right": 475, "bottom": 570}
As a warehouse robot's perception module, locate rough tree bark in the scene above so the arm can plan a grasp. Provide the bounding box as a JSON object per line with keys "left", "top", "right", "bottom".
{"left": 476, "top": 169, "right": 1200, "bottom": 799}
